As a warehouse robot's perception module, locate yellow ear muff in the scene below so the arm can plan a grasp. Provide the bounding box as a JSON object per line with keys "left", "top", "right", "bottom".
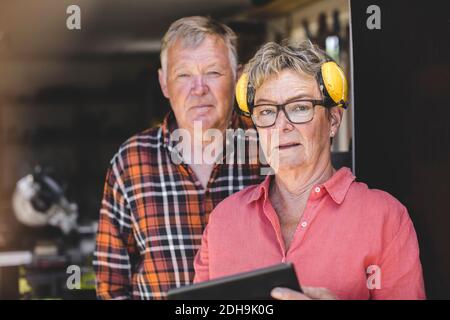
{"left": 236, "top": 62, "right": 348, "bottom": 115}
{"left": 235, "top": 73, "right": 251, "bottom": 116}
{"left": 320, "top": 61, "right": 348, "bottom": 108}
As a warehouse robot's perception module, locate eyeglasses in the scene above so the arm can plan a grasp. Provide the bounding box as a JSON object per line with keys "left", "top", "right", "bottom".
{"left": 251, "top": 99, "right": 325, "bottom": 128}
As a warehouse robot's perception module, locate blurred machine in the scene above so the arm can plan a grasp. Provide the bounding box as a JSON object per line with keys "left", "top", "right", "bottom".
{"left": 1, "top": 166, "right": 97, "bottom": 299}
{"left": 12, "top": 166, "right": 78, "bottom": 235}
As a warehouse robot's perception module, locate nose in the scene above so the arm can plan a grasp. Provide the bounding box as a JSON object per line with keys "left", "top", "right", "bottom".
{"left": 273, "top": 108, "right": 294, "bottom": 133}
{"left": 191, "top": 75, "right": 208, "bottom": 96}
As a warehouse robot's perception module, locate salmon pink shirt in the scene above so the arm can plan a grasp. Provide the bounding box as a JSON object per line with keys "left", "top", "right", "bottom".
{"left": 194, "top": 167, "right": 425, "bottom": 299}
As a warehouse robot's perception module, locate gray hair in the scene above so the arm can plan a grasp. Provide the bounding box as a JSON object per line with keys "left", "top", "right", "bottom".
{"left": 160, "top": 16, "right": 238, "bottom": 78}
{"left": 244, "top": 40, "right": 331, "bottom": 90}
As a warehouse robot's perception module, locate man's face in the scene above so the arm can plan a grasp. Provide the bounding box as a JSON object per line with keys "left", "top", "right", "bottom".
{"left": 159, "top": 35, "right": 236, "bottom": 134}
{"left": 255, "top": 69, "right": 339, "bottom": 172}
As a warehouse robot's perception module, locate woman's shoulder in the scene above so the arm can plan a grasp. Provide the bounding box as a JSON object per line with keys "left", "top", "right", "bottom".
{"left": 350, "top": 180, "right": 405, "bottom": 208}
{"left": 217, "top": 183, "right": 262, "bottom": 209}
{"left": 208, "top": 183, "right": 263, "bottom": 222}
{"left": 347, "top": 179, "right": 410, "bottom": 226}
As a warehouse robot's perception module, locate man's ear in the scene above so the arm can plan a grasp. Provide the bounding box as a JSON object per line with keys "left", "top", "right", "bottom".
{"left": 158, "top": 68, "right": 170, "bottom": 99}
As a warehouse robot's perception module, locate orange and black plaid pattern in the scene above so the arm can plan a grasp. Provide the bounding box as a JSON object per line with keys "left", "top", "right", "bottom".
{"left": 94, "top": 111, "right": 263, "bottom": 299}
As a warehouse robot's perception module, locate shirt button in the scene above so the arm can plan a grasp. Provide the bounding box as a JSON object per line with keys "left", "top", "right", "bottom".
{"left": 301, "top": 221, "right": 308, "bottom": 228}
{"left": 315, "top": 187, "right": 321, "bottom": 193}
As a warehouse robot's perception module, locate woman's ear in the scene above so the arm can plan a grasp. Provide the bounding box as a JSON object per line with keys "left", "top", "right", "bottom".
{"left": 329, "top": 106, "right": 344, "bottom": 136}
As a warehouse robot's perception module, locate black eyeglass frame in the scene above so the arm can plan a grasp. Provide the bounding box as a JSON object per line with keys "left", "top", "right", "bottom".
{"left": 251, "top": 99, "right": 327, "bottom": 128}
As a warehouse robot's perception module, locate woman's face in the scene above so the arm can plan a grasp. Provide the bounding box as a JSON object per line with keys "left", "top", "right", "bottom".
{"left": 254, "top": 69, "right": 341, "bottom": 173}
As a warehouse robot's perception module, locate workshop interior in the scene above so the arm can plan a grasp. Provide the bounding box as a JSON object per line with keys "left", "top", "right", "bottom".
{"left": 0, "top": 0, "right": 449, "bottom": 299}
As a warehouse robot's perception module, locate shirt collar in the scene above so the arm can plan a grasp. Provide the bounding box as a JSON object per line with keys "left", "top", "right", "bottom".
{"left": 323, "top": 167, "right": 356, "bottom": 204}
{"left": 247, "top": 175, "right": 271, "bottom": 204}
{"left": 247, "top": 167, "right": 356, "bottom": 205}
{"left": 160, "top": 111, "right": 177, "bottom": 149}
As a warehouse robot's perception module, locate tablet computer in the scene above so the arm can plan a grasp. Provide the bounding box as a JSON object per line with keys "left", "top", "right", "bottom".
{"left": 167, "top": 263, "right": 302, "bottom": 300}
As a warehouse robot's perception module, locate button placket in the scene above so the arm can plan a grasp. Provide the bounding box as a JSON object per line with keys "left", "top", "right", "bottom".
{"left": 286, "top": 195, "right": 321, "bottom": 257}
{"left": 262, "top": 198, "right": 288, "bottom": 263}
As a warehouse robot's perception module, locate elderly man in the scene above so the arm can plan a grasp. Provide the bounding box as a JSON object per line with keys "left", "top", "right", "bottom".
{"left": 194, "top": 41, "right": 426, "bottom": 299}
{"left": 94, "top": 16, "right": 262, "bottom": 299}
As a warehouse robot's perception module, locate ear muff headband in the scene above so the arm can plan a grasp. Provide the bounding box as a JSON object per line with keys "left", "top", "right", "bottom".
{"left": 235, "top": 61, "right": 348, "bottom": 115}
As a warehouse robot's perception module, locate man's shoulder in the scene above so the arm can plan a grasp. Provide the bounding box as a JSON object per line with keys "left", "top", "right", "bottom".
{"left": 121, "top": 127, "right": 162, "bottom": 150}
{"left": 110, "top": 125, "right": 164, "bottom": 167}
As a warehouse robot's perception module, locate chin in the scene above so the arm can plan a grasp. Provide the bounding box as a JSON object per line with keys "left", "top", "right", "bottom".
{"left": 269, "top": 156, "right": 305, "bottom": 173}
{"left": 198, "top": 117, "right": 219, "bottom": 130}
{"left": 188, "top": 112, "right": 213, "bottom": 125}
{"left": 196, "top": 120, "right": 226, "bottom": 135}
{"left": 280, "top": 160, "right": 305, "bottom": 170}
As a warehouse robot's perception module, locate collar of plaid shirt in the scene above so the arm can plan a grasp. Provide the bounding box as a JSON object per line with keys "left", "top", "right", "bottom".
{"left": 94, "top": 110, "right": 263, "bottom": 300}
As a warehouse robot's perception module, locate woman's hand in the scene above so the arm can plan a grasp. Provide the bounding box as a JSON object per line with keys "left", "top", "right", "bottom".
{"left": 271, "top": 286, "right": 338, "bottom": 300}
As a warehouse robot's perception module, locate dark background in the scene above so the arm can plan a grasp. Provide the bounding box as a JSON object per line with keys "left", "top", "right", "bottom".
{"left": 351, "top": 0, "right": 450, "bottom": 299}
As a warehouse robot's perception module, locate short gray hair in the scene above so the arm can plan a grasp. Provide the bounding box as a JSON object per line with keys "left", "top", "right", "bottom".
{"left": 160, "top": 16, "right": 238, "bottom": 78}
{"left": 245, "top": 40, "right": 331, "bottom": 90}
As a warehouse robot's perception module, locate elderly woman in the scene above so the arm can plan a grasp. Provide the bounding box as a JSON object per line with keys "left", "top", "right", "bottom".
{"left": 193, "top": 41, "right": 425, "bottom": 299}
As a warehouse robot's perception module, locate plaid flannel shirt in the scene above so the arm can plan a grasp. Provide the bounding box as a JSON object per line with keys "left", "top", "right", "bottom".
{"left": 94, "top": 111, "right": 263, "bottom": 299}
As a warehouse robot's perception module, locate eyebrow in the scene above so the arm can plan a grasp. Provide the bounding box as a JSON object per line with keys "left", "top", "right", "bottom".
{"left": 171, "top": 65, "right": 188, "bottom": 74}
{"left": 255, "top": 93, "right": 316, "bottom": 105}
{"left": 205, "top": 62, "right": 225, "bottom": 69}
{"left": 171, "top": 61, "right": 226, "bottom": 73}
